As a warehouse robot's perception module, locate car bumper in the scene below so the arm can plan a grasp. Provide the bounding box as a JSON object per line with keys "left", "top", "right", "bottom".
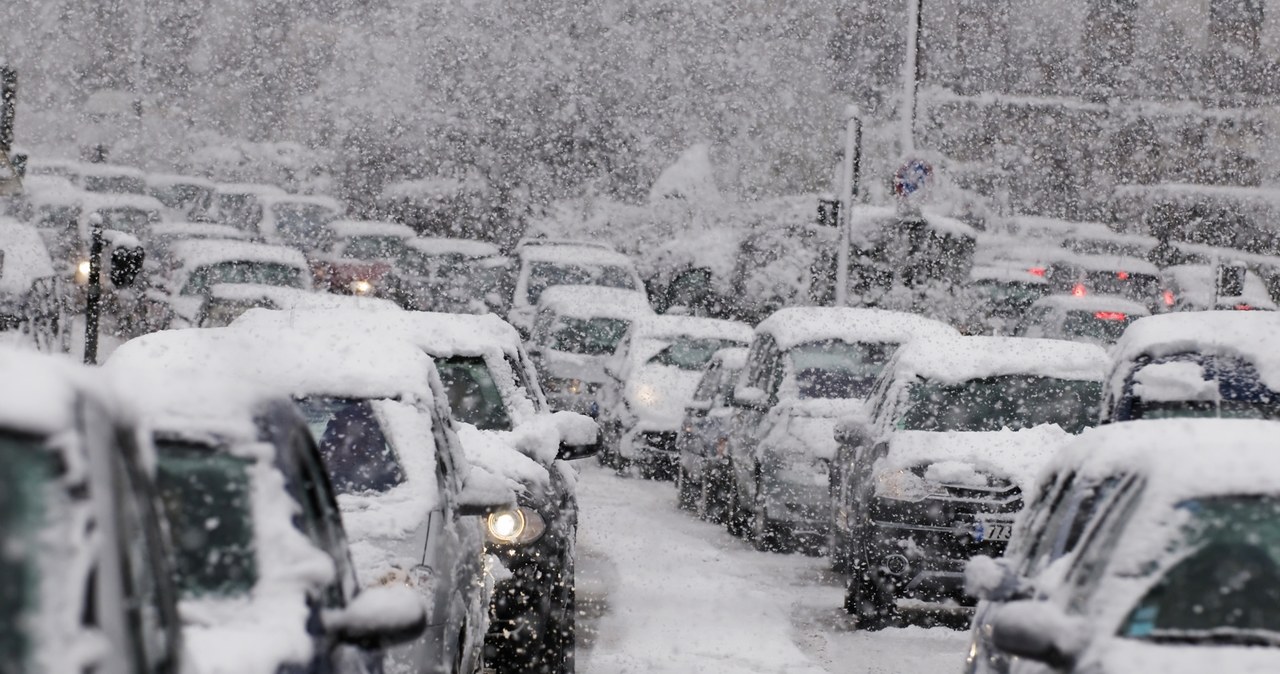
{"left": 866, "top": 514, "right": 1013, "bottom": 606}
{"left": 485, "top": 525, "right": 572, "bottom": 663}
{"left": 621, "top": 428, "right": 680, "bottom": 469}
{"left": 762, "top": 481, "right": 830, "bottom": 536}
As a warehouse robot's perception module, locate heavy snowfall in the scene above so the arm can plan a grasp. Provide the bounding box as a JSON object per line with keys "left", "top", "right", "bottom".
{"left": 2, "top": 2, "right": 1280, "bottom": 674}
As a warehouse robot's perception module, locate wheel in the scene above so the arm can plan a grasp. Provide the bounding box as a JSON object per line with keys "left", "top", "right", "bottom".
{"left": 676, "top": 467, "right": 697, "bottom": 510}
{"left": 843, "top": 547, "right": 897, "bottom": 630}
{"left": 750, "top": 497, "right": 791, "bottom": 553}
{"left": 725, "top": 483, "right": 750, "bottom": 538}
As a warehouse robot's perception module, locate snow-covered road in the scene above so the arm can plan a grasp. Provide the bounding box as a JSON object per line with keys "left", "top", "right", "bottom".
{"left": 574, "top": 463, "right": 969, "bottom": 673}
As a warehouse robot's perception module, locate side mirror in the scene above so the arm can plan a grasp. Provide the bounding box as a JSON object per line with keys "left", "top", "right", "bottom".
{"left": 989, "top": 600, "right": 1086, "bottom": 668}
{"left": 964, "top": 555, "right": 1025, "bottom": 602}
{"left": 557, "top": 434, "right": 601, "bottom": 461}
{"left": 552, "top": 410, "right": 601, "bottom": 460}
{"left": 323, "top": 586, "right": 427, "bottom": 650}
{"left": 733, "top": 385, "right": 768, "bottom": 410}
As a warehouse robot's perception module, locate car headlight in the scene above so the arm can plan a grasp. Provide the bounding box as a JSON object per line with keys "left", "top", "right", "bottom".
{"left": 349, "top": 279, "right": 374, "bottom": 295}
{"left": 486, "top": 506, "right": 547, "bottom": 546}
{"left": 875, "top": 469, "right": 934, "bottom": 502}
{"left": 74, "top": 259, "right": 91, "bottom": 285}
{"left": 545, "top": 377, "right": 584, "bottom": 395}
{"left": 634, "top": 384, "right": 660, "bottom": 408}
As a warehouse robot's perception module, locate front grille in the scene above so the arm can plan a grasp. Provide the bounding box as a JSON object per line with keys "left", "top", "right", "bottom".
{"left": 639, "top": 431, "right": 679, "bottom": 453}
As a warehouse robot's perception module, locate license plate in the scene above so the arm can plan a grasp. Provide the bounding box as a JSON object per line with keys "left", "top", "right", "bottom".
{"left": 971, "top": 518, "right": 1014, "bottom": 543}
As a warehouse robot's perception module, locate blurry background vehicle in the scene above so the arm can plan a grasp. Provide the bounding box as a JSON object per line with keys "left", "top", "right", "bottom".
{"left": 383, "top": 237, "right": 510, "bottom": 314}
{"left": 312, "top": 219, "right": 414, "bottom": 297}
{"left": 508, "top": 240, "right": 646, "bottom": 337}
{"left": 1044, "top": 255, "right": 1168, "bottom": 314}
{"left": 207, "top": 182, "right": 287, "bottom": 235}
{"left": 0, "top": 219, "right": 55, "bottom": 332}
{"left": 1015, "top": 294, "right": 1151, "bottom": 346}
{"left": 1163, "top": 263, "right": 1277, "bottom": 312}
{"left": 146, "top": 173, "right": 215, "bottom": 221}
{"left": 257, "top": 192, "right": 343, "bottom": 254}
{"left": 159, "top": 239, "right": 311, "bottom": 324}
{"left": 675, "top": 346, "right": 749, "bottom": 523}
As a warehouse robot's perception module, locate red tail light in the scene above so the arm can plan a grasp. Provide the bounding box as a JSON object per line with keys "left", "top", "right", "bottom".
{"left": 1163, "top": 290, "right": 1176, "bottom": 307}
{"left": 1028, "top": 267, "right": 1046, "bottom": 277}
{"left": 1072, "top": 283, "right": 1087, "bottom": 297}
{"left": 1094, "top": 311, "right": 1127, "bottom": 321}
{"left": 1116, "top": 271, "right": 1130, "bottom": 280}
{"left": 1235, "top": 304, "right": 1256, "bottom": 311}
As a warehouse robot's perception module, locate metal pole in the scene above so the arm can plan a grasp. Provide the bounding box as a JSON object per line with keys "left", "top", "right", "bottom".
{"left": 903, "top": 0, "right": 924, "bottom": 154}
{"left": 835, "top": 105, "right": 862, "bottom": 307}
{"left": 83, "top": 215, "right": 104, "bottom": 365}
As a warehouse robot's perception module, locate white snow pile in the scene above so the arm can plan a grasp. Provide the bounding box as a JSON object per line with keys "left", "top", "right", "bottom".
{"left": 0, "top": 220, "right": 56, "bottom": 296}
{"left": 632, "top": 314, "right": 754, "bottom": 344}
{"left": 883, "top": 426, "right": 1073, "bottom": 493}
{"left": 894, "top": 335, "right": 1109, "bottom": 385}
{"left": 537, "top": 285, "right": 653, "bottom": 322}
{"left": 0, "top": 345, "right": 101, "bottom": 436}
{"left": 648, "top": 144, "right": 723, "bottom": 204}
{"left": 756, "top": 306, "right": 959, "bottom": 351}
{"left": 1111, "top": 311, "right": 1280, "bottom": 391}
{"left": 1131, "top": 361, "right": 1217, "bottom": 402}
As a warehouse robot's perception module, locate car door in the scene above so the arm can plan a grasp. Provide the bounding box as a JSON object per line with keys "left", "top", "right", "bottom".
{"left": 680, "top": 360, "right": 722, "bottom": 456}
{"left": 730, "top": 335, "right": 780, "bottom": 501}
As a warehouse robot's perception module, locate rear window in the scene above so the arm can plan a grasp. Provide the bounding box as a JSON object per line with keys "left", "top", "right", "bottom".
{"left": 181, "top": 261, "right": 304, "bottom": 295}
{"left": 901, "top": 375, "right": 1102, "bottom": 434}
{"left": 1062, "top": 310, "right": 1138, "bottom": 345}
{"left": 342, "top": 236, "right": 406, "bottom": 260}
{"left": 788, "top": 340, "right": 897, "bottom": 399}
{"left": 436, "top": 357, "right": 513, "bottom": 431}
{"left": 647, "top": 338, "right": 745, "bottom": 371}
{"left": 272, "top": 204, "right": 336, "bottom": 252}
{"left": 298, "top": 397, "right": 406, "bottom": 494}
{"left": 526, "top": 260, "right": 636, "bottom": 305}
{"left": 552, "top": 317, "right": 630, "bottom": 355}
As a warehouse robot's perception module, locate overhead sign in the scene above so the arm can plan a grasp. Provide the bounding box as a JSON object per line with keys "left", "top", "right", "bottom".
{"left": 893, "top": 159, "right": 933, "bottom": 200}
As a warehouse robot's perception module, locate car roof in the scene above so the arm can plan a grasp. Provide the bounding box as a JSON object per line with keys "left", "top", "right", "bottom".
{"left": 259, "top": 192, "right": 343, "bottom": 211}
{"left": 209, "top": 284, "right": 398, "bottom": 312}
{"left": 145, "top": 173, "right": 215, "bottom": 188}
{"left": 516, "top": 237, "right": 616, "bottom": 253}
{"left": 1050, "top": 254, "right": 1160, "bottom": 276}
{"left": 1031, "top": 293, "right": 1152, "bottom": 315}
{"left": 520, "top": 243, "right": 635, "bottom": 267}
{"left": 78, "top": 163, "right": 145, "bottom": 179}
{"left": 404, "top": 237, "right": 503, "bottom": 258}
{"left": 233, "top": 307, "right": 522, "bottom": 359}
{"left": 537, "top": 285, "right": 653, "bottom": 319}
{"left": 214, "top": 182, "right": 288, "bottom": 196}
{"left": 328, "top": 219, "right": 415, "bottom": 240}
{"left": 892, "top": 335, "right": 1110, "bottom": 384}
{"left": 1112, "top": 311, "right": 1280, "bottom": 391}
{"left": 169, "top": 239, "right": 309, "bottom": 271}
{"left": 633, "top": 315, "right": 754, "bottom": 343}
{"left": 756, "top": 306, "right": 958, "bottom": 351}
{"left": 149, "top": 222, "right": 250, "bottom": 240}
{"left": 0, "top": 345, "right": 105, "bottom": 436}
{"left": 970, "top": 265, "right": 1049, "bottom": 284}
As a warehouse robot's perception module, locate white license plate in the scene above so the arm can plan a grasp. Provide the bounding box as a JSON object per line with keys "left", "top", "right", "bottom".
{"left": 973, "top": 519, "right": 1014, "bottom": 542}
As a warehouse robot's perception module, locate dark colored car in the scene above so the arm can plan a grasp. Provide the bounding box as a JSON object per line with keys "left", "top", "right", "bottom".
{"left": 0, "top": 346, "right": 189, "bottom": 674}
{"left": 675, "top": 347, "right": 749, "bottom": 522}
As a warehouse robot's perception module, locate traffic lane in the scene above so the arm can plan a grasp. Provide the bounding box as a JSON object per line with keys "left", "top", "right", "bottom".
{"left": 574, "top": 462, "right": 969, "bottom": 673}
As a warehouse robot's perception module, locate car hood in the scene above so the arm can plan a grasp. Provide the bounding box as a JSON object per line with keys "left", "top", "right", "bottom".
{"left": 1096, "top": 637, "right": 1280, "bottom": 674}
{"left": 543, "top": 349, "right": 612, "bottom": 384}
{"left": 880, "top": 426, "right": 1072, "bottom": 492}
{"left": 761, "top": 399, "right": 864, "bottom": 461}
{"left": 625, "top": 364, "right": 701, "bottom": 426}
{"left": 179, "top": 594, "right": 314, "bottom": 674}
{"left": 455, "top": 422, "right": 553, "bottom": 501}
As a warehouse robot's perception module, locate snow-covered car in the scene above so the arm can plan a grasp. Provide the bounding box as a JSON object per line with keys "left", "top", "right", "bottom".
{"left": 966, "top": 265, "right": 1050, "bottom": 335}
{"left": 77, "top": 162, "right": 147, "bottom": 195}
{"left": 384, "top": 237, "right": 511, "bottom": 314}
{"left": 146, "top": 173, "right": 216, "bottom": 220}
{"left": 508, "top": 241, "right": 646, "bottom": 337}
{"left": 113, "top": 324, "right": 514, "bottom": 674}
{"left": 1015, "top": 293, "right": 1151, "bottom": 346}
{"left": 160, "top": 239, "right": 312, "bottom": 324}
{"left": 208, "top": 182, "right": 288, "bottom": 235}
{"left": 233, "top": 307, "right": 600, "bottom": 671}
{"left": 258, "top": 192, "right": 344, "bottom": 254}
{"left": 104, "top": 358, "right": 426, "bottom": 674}
{"left": 982, "top": 419, "right": 1280, "bottom": 674}
{"left": 196, "top": 283, "right": 398, "bottom": 327}
{"left": 528, "top": 285, "right": 654, "bottom": 416}
{"left": 1163, "top": 263, "right": 1277, "bottom": 311}
{"left": 0, "top": 346, "right": 190, "bottom": 674}
{"left": 311, "top": 220, "right": 414, "bottom": 296}
{"left": 1101, "top": 311, "right": 1280, "bottom": 424}
{"left": 1044, "top": 254, "right": 1169, "bottom": 313}
{"left": 0, "top": 219, "right": 55, "bottom": 329}
{"left": 833, "top": 336, "right": 1108, "bottom": 629}
{"left": 27, "top": 188, "right": 163, "bottom": 272}
{"left": 598, "top": 314, "right": 753, "bottom": 478}
{"left": 675, "top": 346, "right": 748, "bottom": 521}
{"left": 721, "top": 307, "right": 957, "bottom": 551}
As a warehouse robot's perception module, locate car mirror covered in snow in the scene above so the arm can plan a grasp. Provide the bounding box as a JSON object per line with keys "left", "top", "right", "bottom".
{"left": 323, "top": 586, "right": 428, "bottom": 650}
{"left": 733, "top": 385, "right": 768, "bottom": 410}
{"left": 989, "top": 600, "right": 1087, "bottom": 668}
{"left": 552, "top": 410, "right": 602, "bottom": 461}
{"left": 963, "top": 555, "right": 1024, "bottom": 602}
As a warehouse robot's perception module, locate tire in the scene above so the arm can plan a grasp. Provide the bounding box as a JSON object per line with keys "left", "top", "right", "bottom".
{"left": 829, "top": 524, "right": 852, "bottom": 574}
{"left": 750, "top": 497, "right": 791, "bottom": 554}
{"left": 843, "top": 548, "right": 897, "bottom": 630}
{"left": 725, "top": 483, "right": 750, "bottom": 538}
{"left": 676, "top": 467, "right": 697, "bottom": 510}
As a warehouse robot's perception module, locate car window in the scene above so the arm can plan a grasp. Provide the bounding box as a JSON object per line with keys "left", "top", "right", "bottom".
{"left": 0, "top": 432, "right": 62, "bottom": 671}
{"left": 648, "top": 338, "right": 744, "bottom": 371}
{"left": 1063, "top": 477, "right": 1144, "bottom": 614}
{"left": 526, "top": 260, "right": 637, "bottom": 305}
{"left": 692, "top": 362, "right": 722, "bottom": 401}
{"left": 785, "top": 340, "right": 897, "bottom": 399}
{"left": 898, "top": 376, "right": 1101, "bottom": 434}
{"left": 552, "top": 317, "right": 631, "bottom": 355}
{"left": 436, "top": 356, "right": 514, "bottom": 431}
{"left": 1062, "top": 310, "right": 1139, "bottom": 344}
{"left": 341, "top": 236, "right": 405, "bottom": 260}
{"left": 297, "top": 397, "right": 407, "bottom": 494}
{"left": 181, "top": 261, "right": 304, "bottom": 295}
{"left": 272, "top": 204, "right": 336, "bottom": 251}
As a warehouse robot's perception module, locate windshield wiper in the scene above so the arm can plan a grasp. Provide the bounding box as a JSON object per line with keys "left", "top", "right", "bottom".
{"left": 1141, "top": 628, "right": 1280, "bottom": 647}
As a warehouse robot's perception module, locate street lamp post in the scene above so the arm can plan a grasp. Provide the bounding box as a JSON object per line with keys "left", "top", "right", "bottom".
{"left": 835, "top": 105, "right": 863, "bottom": 307}
{"left": 902, "top": 0, "right": 925, "bottom": 154}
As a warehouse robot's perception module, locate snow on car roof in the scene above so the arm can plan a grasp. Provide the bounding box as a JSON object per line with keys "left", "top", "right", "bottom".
{"left": 209, "top": 284, "right": 399, "bottom": 312}
{"left": 894, "top": 336, "right": 1110, "bottom": 384}
{"left": 537, "top": 285, "right": 653, "bottom": 320}
{"left": 20, "top": 175, "right": 77, "bottom": 196}
{"left": 328, "top": 219, "right": 415, "bottom": 240}
{"left": 520, "top": 242, "right": 637, "bottom": 267}
{"left": 756, "top": 306, "right": 958, "bottom": 351}
{"left": 712, "top": 346, "right": 749, "bottom": 371}
{"left": 0, "top": 221, "right": 55, "bottom": 295}
{"left": 170, "top": 239, "right": 309, "bottom": 274}
{"left": 1051, "top": 254, "right": 1160, "bottom": 276}
{"left": 77, "top": 192, "right": 165, "bottom": 213}
{"left": 78, "top": 163, "right": 145, "bottom": 179}
{"left": 0, "top": 346, "right": 98, "bottom": 436}
{"left": 145, "top": 173, "right": 215, "bottom": 188}
{"left": 215, "top": 182, "right": 288, "bottom": 196}
{"left": 970, "top": 265, "right": 1049, "bottom": 284}
{"left": 632, "top": 314, "right": 754, "bottom": 343}
{"left": 259, "top": 192, "right": 343, "bottom": 211}
{"left": 516, "top": 237, "right": 615, "bottom": 252}
{"left": 847, "top": 206, "right": 978, "bottom": 241}
{"left": 1163, "top": 264, "right": 1277, "bottom": 310}
{"left": 379, "top": 175, "right": 486, "bottom": 200}
{"left": 1031, "top": 293, "right": 1152, "bottom": 315}
{"left": 1111, "top": 311, "right": 1280, "bottom": 390}
{"left": 149, "top": 222, "right": 249, "bottom": 240}
{"left": 405, "top": 236, "right": 502, "bottom": 258}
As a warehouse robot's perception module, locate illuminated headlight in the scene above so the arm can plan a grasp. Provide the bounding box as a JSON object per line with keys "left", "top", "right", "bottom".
{"left": 349, "top": 279, "right": 374, "bottom": 296}
{"left": 875, "top": 469, "right": 935, "bottom": 503}
{"left": 74, "top": 259, "right": 91, "bottom": 285}
{"left": 546, "top": 377, "right": 584, "bottom": 395}
{"left": 486, "top": 506, "right": 546, "bottom": 546}
{"left": 634, "top": 384, "right": 661, "bottom": 407}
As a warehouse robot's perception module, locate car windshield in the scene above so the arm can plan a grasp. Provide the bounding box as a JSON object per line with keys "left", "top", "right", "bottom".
{"left": 788, "top": 340, "right": 897, "bottom": 400}
{"left": 272, "top": 204, "right": 336, "bottom": 251}
{"left": 82, "top": 175, "right": 145, "bottom": 194}
{"left": 297, "top": 397, "right": 406, "bottom": 494}
{"left": 647, "top": 338, "right": 744, "bottom": 371}
{"left": 1120, "top": 496, "right": 1280, "bottom": 646}
{"left": 151, "top": 183, "right": 212, "bottom": 213}
{"left": 0, "top": 432, "right": 60, "bottom": 671}
{"left": 1062, "top": 310, "right": 1138, "bottom": 345}
{"left": 97, "top": 207, "right": 156, "bottom": 237}
{"left": 901, "top": 376, "right": 1102, "bottom": 433}
{"left": 342, "top": 236, "right": 407, "bottom": 260}
{"left": 436, "top": 357, "right": 513, "bottom": 431}
{"left": 552, "top": 317, "right": 631, "bottom": 355}
{"left": 154, "top": 440, "right": 257, "bottom": 597}
{"left": 1083, "top": 270, "right": 1160, "bottom": 305}
{"left": 182, "top": 261, "right": 304, "bottom": 295}
{"left": 526, "top": 260, "right": 636, "bottom": 305}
